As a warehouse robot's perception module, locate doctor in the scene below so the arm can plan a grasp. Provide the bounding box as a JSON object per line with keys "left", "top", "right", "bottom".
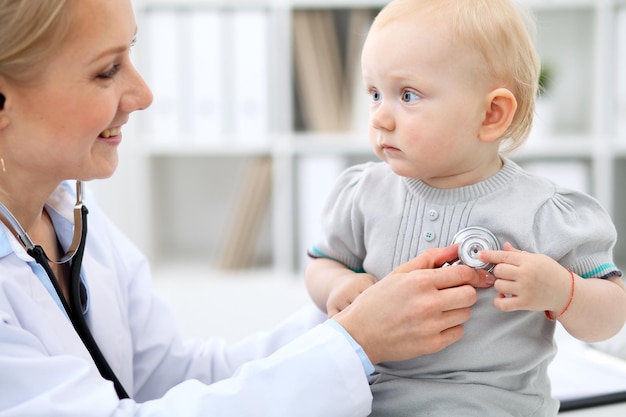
{"left": 0, "top": 0, "right": 491, "bottom": 415}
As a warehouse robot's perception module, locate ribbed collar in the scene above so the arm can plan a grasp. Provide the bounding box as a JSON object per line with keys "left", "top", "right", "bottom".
{"left": 402, "top": 157, "right": 520, "bottom": 204}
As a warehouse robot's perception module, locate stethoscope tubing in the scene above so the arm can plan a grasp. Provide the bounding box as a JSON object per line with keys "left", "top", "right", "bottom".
{"left": 28, "top": 204, "right": 129, "bottom": 399}
{"left": 0, "top": 181, "right": 130, "bottom": 399}
{"left": 69, "top": 205, "right": 130, "bottom": 399}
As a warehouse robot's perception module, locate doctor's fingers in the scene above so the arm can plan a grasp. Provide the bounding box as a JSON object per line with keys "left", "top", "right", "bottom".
{"left": 437, "top": 283, "right": 479, "bottom": 312}
{"left": 400, "top": 283, "right": 475, "bottom": 339}
{"left": 393, "top": 245, "right": 459, "bottom": 273}
{"left": 406, "top": 309, "right": 472, "bottom": 355}
{"left": 370, "top": 306, "right": 472, "bottom": 361}
{"left": 401, "top": 324, "right": 467, "bottom": 358}
{"left": 430, "top": 264, "right": 492, "bottom": 290}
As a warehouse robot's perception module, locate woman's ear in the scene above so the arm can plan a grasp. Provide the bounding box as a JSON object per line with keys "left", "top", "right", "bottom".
{"left": 478, "top": 88, "right": 517, "bottom": 143}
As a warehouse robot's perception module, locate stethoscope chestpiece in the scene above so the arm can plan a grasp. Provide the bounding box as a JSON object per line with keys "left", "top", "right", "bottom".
{"left": 450, "top": 226, "right": 500, "bottom": 272}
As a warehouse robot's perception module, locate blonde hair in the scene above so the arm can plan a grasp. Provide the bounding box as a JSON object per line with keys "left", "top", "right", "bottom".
{"left": 0, "top": 0, "right": 74, "bottom": 85}
{"left": 371, "top": 0, "right": 540, "bottom": 152}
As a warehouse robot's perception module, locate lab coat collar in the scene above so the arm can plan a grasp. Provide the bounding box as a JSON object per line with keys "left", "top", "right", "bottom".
{"left": 0, "top": 181, "right": 90, "bottom": 315}
{"left": 0, "top": 181, "right": 77, "bottom": 261}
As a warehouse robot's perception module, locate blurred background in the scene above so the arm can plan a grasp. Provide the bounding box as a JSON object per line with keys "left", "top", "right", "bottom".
{"left": 89, "top": 0, "right": 626, "bottom": 414}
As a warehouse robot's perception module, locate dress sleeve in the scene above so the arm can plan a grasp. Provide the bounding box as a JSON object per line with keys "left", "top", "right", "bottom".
{"left": 533, "top": 186, "right": 622, "bottom": 279}
{"left": 308, "top": 163, "right": 370, "bottom": 272}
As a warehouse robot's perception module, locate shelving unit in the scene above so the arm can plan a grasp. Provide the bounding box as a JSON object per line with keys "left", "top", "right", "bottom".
{"left": 91, "top": 0, "right": 626, "bottom": 274}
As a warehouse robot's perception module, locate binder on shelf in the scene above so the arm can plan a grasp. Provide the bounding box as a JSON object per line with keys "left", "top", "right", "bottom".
{"left": 292, "top": 11, "right": 319, "bottom": 131}
{"left": 230, "top": 9, "right": 270, "bottom": 144}
{"left": 293, "top": 10, "right": 345, "bottom": 132}
{"left": 218, "top": 157, "right": 273, "bottom": 270}
{"left": 184, "top": 9, "right": 224, "bottom": 144}
{"left": 292, "top": 9, "right": 376, "bottom": 134}
{"left": 143, "top": 9, "right": 183, "bottom": 142}
{"left": 139, "top": 7, "right": 273, "bottom": 146}
{"left": 344, "top": 9, "right": 375, "bottom": 134}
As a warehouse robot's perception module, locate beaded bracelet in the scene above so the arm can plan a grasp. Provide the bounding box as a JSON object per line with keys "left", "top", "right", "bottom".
{"left": 545, "top": 269, "right": 575, "bottom": 321}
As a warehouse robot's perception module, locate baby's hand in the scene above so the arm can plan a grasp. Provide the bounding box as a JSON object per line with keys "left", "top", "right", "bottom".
{"left": 327, "top": 273, "right": 377, "bottom": 317}
{"left": 478, "top": 242, "right": 573, "bottom": 313}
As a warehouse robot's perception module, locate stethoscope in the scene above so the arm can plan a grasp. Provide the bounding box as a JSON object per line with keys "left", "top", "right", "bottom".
{"left": 0, "top": 181, "right": 129, "bottom": 399}
{"left": 443, "top": 226, "right": 501, "bottom": 272}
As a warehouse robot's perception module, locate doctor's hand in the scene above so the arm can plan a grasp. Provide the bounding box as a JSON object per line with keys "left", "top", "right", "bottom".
{"left": 333, "top": 245, "right": 493, "bottom": 365}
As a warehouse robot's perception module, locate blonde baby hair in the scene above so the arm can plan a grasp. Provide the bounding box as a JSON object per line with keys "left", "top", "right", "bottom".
{"left": 370, "top": 0, "right": 540, "bottom": 152}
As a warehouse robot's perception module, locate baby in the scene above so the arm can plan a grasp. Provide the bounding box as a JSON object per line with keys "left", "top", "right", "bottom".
{"left": 304, "top": 0, "right": 626, "bottom": 415}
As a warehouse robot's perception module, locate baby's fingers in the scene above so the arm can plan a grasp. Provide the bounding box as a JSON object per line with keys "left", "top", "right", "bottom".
{"left": 493, "top": 293, "right": 524, "bottom": 312}
{"left": 478, "top": 242, "right": 524, "bottom": 267}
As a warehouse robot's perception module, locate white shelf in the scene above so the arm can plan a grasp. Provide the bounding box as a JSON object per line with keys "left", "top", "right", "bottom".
{"left": 134, "top": 0, "right": 273, "bottom": 8}
{"left": 143, "top": 141, "right": 273, "bottom": 157}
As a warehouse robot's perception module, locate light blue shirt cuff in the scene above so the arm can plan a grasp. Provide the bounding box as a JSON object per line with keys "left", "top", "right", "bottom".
{"left": 326, "top": 319, "right": 375, "bottom": 377}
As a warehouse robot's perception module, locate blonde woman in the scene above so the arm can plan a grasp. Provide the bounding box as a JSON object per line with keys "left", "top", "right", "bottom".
{"left": 0, "top": 1, "right": 491, "bottom": 415}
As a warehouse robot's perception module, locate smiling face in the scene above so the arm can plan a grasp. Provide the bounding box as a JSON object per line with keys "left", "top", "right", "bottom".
{"left": 361, "top": 11, "right": 503, "bottom": 188}
{"left": 0, "top": 0, "right": 153, "bottom": 186}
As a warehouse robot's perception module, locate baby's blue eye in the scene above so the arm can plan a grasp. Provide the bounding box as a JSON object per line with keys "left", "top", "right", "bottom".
{"left": 402, "top": 90, "right": 420, "bottom": 102}
{"left": 371, "top": 90, "right": 382, "bottom": 102}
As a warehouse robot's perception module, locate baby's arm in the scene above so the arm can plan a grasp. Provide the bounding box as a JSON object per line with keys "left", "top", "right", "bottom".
{"left": 479, "top": 243, "right": 626, "bottom": 343}
{"left": 305, "top": 257, "right": 377, "bottom": 317}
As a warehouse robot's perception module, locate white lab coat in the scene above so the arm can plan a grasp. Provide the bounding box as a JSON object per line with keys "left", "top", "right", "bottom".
{"left": 0, "top": 182, "right": 372, "bottom": 416}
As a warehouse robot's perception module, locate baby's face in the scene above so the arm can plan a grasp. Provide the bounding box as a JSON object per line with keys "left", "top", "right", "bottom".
{"left": 361, "top": 14, "right": 500, "bottom": 188}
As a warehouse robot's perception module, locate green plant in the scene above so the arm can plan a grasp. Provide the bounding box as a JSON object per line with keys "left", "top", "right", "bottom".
{"left": 538, "top": 64, "right": 552, "bottom": 96}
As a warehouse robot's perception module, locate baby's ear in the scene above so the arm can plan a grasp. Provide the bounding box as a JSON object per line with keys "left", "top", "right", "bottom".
{"left": 478, "top": 88, "right": 517, "bottom": 143}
